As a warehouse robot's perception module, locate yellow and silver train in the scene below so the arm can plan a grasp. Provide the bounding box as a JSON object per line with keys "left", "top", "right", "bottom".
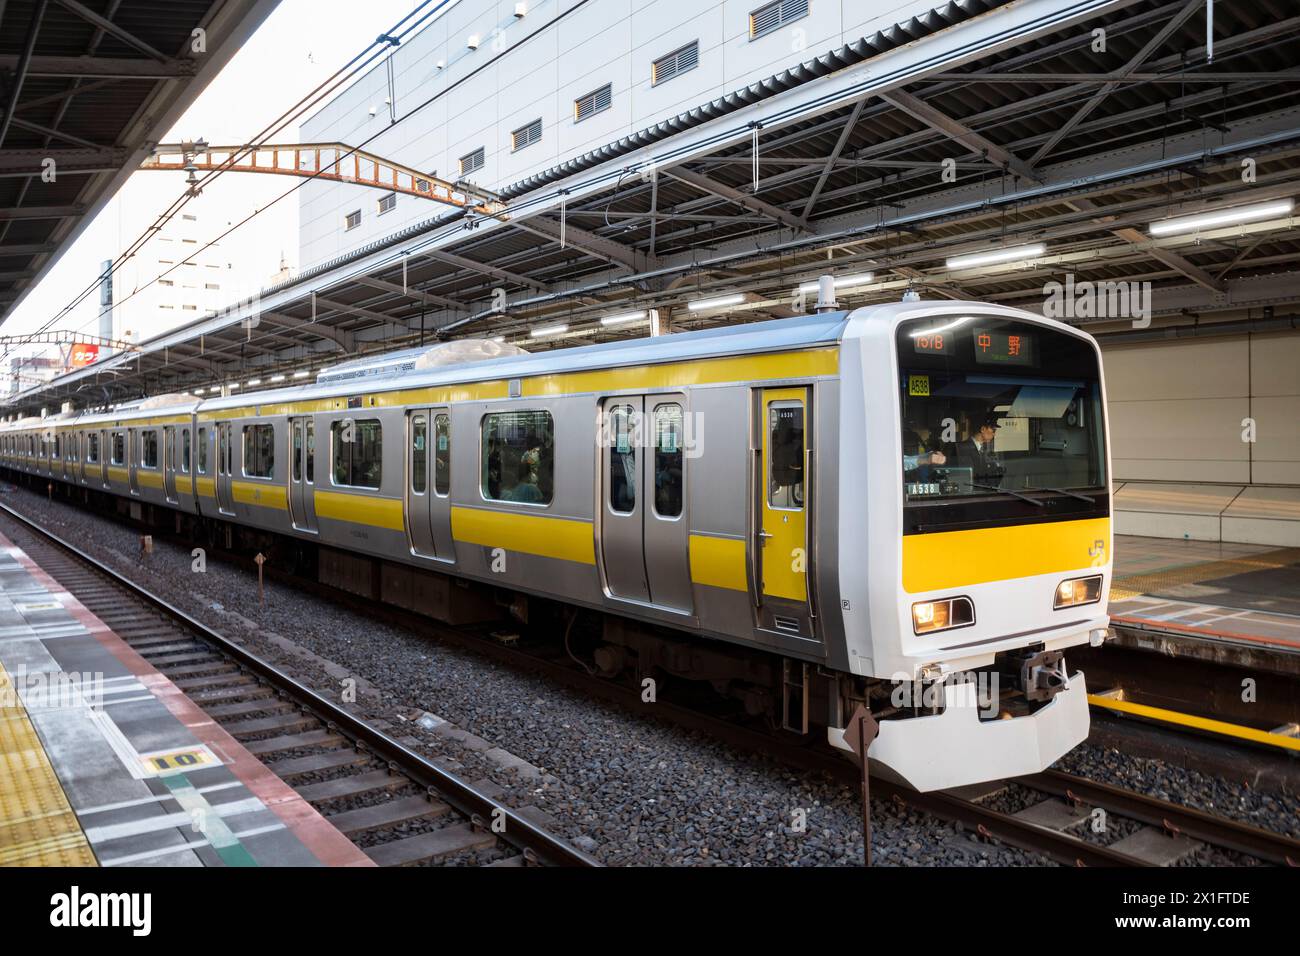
{"left": 0, "top": 300, "right": 1112, "bottom": 790}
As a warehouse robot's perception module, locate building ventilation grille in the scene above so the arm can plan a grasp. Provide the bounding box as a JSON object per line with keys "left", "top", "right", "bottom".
{"left": 459, "top": 147, "right": 485, "bottom": 175}
{"left": 652, "top": 41, "right": 699, "bottom": 85}
{"left": 512, "top": 118, "right": 543, "bottom": 151}
{"left": 377, "top": 192, "right": 396, "bottom": 214}
{"left": 575, "top": 84, "right": 612, "bottom": 123}
{"left": 750, "top": 0, "right": 809, "bottom": 39}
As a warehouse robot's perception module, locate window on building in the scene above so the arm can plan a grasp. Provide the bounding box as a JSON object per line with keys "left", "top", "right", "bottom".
{"left": 411, "top": 416, "right": 427, "bottom": 494}
{"left": 205, "top": 282, "right": 220, "bottom": 290}
{"left": 377, "top": 192, "right": 396, "bottom": 215}
{"left": 481, "top": 410, "right": 553, "bottom": 505}
{"left": 652, "top": 41, "right": 699, "bottom": 85}
{"left": 332, "top": 419, "right": 381, "bottom": 488}
{"left": 654, "top": 404, "right": 684, "bottom": 517}
{"left": 160, "top": 279, "right": 174, "bottom": 287}
{"left": 344, "top": 209, "right": 361, "bottom": 231}
{"left": 511, "top": 119, "right": 542, "bottom": 152}
{"left": 459, "top": 147, "right": 485, "bottom": 175}
{"left": 182, "top": 214, "right": 197, "bottom": 221}
{"left": 574, "top": 84, "right": 612, "bottom": 122}
{"left": 198, "top": 428, "right": 208, "bottom": 474}
{"left": 243, "top": 423, "right": 275, "bottom": 478}
{"left": 182, "top": 304, "right": 198, "bottom": 311}
{"left": 749, "top": 0, "right": 808, "bottom": 39}
{"left": 141, "top": 430, "right": 159, "bottom": 468}
{"left": 434, "top": 414, "right": 450, "bottom": 496}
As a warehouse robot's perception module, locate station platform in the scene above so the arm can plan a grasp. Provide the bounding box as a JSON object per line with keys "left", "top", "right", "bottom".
{"left": 1109, "top": 534, "right": 1300, "bottom": 667}
{"left": 0, "top": 532, "right": 372, "bottom": 867}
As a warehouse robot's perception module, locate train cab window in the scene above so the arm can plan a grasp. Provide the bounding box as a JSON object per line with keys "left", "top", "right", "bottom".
{"left": 332, "top": 419, "right": 382, "bottom": 489}
{"left": 87, "top": 434, "right": 100, "bottom": 464}
{"left": 434, "top": 414, "right": 450, "bottom": 496}
{"left": 768, "top": 403, "right": 805, "bottom": 509}
{"left": 481, "top": 410, "right": 553, "bottom": 505}
{"left": 111, "top": 433, "right": 125, "bottom": 466}
{"left": 243, "top": 424, "right": 275, "bottom": 478}
{"left": 181, "top": 429, "right": 191, "bottom": 474}
{"left": 654, "top": 404, "right": 684, "bottom": 518}
{"left": 411, "top": 416, "right": 428, "bottom": 494}
{"left": 141, "top": 430, "right": 159, "bottom": 468}
{"left": 607, "top": 404, "right": 636, "bottom": 514}
{"left": 197, "top": 428, "right": 208, "bottom": 474}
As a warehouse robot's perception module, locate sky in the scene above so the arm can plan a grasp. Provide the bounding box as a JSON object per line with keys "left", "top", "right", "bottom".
{"left": 4, "top": 0, "right": 437, "bottom": 359}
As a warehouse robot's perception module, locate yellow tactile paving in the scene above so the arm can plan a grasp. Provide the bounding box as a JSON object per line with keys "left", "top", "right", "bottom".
{"left": 1110, "top": 547, "right": 1300, "bottom": 602}
{"left": 0, "top": 664, "right": 97, "bottom": 867}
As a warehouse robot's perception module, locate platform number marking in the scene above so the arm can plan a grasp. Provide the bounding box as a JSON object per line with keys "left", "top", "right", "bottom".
{"left": 139, "top": 746, "right": 217, "bottom": 777}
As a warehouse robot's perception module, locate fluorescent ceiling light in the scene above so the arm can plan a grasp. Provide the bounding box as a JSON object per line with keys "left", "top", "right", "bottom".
{"left": 530, "top": 323, "right": 568, "bottom": 337}
{"left": 293, "top": 370, "right": 310, "bottom": 379}
{"left": 797, "top": 273, "right": 874, "bottom": 293}
{"left": 600, "top": 310, "right": 646, "bottom": 326}
{"left": 227, "top": 383, "right": 240, "bottom": 390}
{"left": 246, "top": 379, "right": 261, "bottom": 387}
{"left": 946, "top": 243, "right": 1046, "bottom": 270}
{"left": 269, "top": 374, "right": 285, "bottom": 383}
{"left": 687, "top": 293, "right": 745, "bottom": 312}
{"left": 1149, "top": 199, "right": 1294, "bottom": 237}
{"left": 491, "top": 335, "right": 505, "bottom": 343}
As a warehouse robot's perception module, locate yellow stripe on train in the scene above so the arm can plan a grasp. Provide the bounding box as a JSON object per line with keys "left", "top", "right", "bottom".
{"left": 451, "top": 506, "right": 595, "bottom": 565}
{"left": 902, "top": 517, "right": 1110, "bottom": 593}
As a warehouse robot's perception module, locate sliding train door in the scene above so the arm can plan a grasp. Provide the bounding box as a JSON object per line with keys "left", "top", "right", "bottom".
{"left": 214, "top": 422, "right": 235, "bottom": 516}
{"left": 163, "top": 427, "right": 179, "bottom": 504}
{"left": 597, "top": 394, "right": 691, "bottom": 612}
{"left": 405, "top": 408, "right": 453, "bottom": 561}
{"left": 753, "top": 387, "right": 813, "bottom": 637}
{"left": 288, "top": 416, "right": 318, "bottom": 533}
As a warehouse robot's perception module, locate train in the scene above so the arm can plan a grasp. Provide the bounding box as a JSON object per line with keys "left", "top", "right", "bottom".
{"left": 0, "top": 299, "right": 1113, "bottom": 791}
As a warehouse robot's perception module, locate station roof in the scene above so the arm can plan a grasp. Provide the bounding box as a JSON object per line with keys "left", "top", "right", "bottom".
{"left": 7, "top": 0, "right": 1300, "bottom": 415}
{"left": 0, "top": 0, "right": 280, "bottom": 326}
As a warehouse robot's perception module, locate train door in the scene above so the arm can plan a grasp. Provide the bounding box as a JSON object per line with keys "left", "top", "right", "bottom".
{"left": 128, "top": 430, "right": 140, "bottom": 496}
{"left": 753, "top": 387, "right": 813, "bottom": 635}
{"left": 288, "top": 416, "right": 318, "bottom": 533}
{"left": 215, "top": 422, "right": 235, "bottom": 515}
{"left": 163, "top": 427, "right": 179, "bottom": 504}
{"left": 597, "top": 395, "right": 691, "bottom": 611}
{"left": 99, "top": 430, "right": 109, "bottom": 488}
{"left": 405, "top": 408, "right": 454, "bottom": 561}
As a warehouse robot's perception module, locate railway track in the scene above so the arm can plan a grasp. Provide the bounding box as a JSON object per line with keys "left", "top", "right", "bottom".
{"left": 4, "top": 490, "right": 1295, "bottom": 868}
{"left": 0, "top": 502, "right": 599, "bottom": 868}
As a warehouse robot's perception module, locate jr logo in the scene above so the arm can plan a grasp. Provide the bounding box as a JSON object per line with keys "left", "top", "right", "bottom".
{"left": 1088, "top": 539, "right": 1106, "bottom": 564}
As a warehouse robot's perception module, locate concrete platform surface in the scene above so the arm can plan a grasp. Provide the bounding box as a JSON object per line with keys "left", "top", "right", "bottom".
{"left": 0, "top": 532, "right": 372, "bottom": 868}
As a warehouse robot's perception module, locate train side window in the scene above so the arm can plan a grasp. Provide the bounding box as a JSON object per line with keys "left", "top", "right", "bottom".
{"left": 53, "top": 435, "right": 61, "bottom": 460}
{"left": 217, "top": 427, "right": 228, "bottom": 475}
{"left": 654, "top": 404, "right": 684, "bottom": 518}
{"left": 141, "top": 430, "right": 159, "bottom": 468}
{"left": 305, "top": 421, "right": 315, "bottom": 484}
{"left": 243, "top": 423, "right": 275, "bottom": 478}
{"left": 293, "top": 424, "right": 303, "bottom": 482}
{"left": 197, "top": 428, "right": 208, "bottom": 474}
{"left": 481, "top": 410, "right": 553, "bottom": 505}
{"left": 411, "top": 416, "right": 427, "bottom": 494}
{"left": 607, "top": 404, "right": 636, "bottom": 514}
{"left": 111, "top": 432, "right": 125, "bottom": 466}
{"left": 87, "top": 433, "right": 100, "bottom": 464}
{"left": 768, "top": 403, "right": 804, "bottom": 510}
{"left": 332, "top": 419, "right": 381, "bottom": 489}
{"left": 434, "top": 414, "right": 450, "bottom": 496}
{"left": 181, "top": 429, "right": 191, "bottom": 474}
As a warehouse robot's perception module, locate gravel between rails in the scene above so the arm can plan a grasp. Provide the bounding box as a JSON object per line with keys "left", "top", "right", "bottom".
{"left": 4, "top": 485, "right": 1292, "bottom": 865}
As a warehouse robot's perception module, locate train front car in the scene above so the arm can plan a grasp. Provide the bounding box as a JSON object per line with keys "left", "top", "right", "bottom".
{"left": 835, "top": 302, "right": 1112, "bottom": 791}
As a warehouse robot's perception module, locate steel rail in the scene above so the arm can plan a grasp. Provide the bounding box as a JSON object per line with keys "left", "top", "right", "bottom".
{"left": 0, "top": 500, "right": 600, "bottom": 868}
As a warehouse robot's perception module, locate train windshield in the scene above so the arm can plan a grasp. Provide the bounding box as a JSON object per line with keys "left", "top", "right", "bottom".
{"left": 896, "top": 315, "right": 1107, "bottom": 531}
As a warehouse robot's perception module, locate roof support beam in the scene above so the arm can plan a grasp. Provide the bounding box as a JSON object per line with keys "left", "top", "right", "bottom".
{"left": 260, "top": 312, "right": 356, "bottom": 353}
{"left": 0, "top": 0, "right": 47, "bottom": 151}
{"left": 801, "top": 98, "right": 866, "bottom": 220}
{"left": 0, "top": 55, "right": 195, "bottom": 78}
{"left": 878, "top": 88, "right": 1042, "bottom": 183}
{"left": 51, "top": 0, "right": 173, "bottom": 63}
{"left": 1027, "top": 0, "right": 1203, "bottom": 166}
{"left": 7, "top": 115, "right": 106, "bottom": 150}
{"left": 312, "top": 296, "right": 409, "bottom": 332}
{"left": 667, "top": 167, "right": 813, "bottom": 233}
{"left": 420, "top": 249, "right": 549, "bottom": 293}
{"left": 0, "top": 204, "right": 83, "bottom": 220}
{"left": 1067, "top": 197, "right": 1225, "bottom": 294}
{"left": 354, "top": 275, "right": 463, "bottom": 311}
{"left": 512, "top": 215, "right": 659, "bottom": 273}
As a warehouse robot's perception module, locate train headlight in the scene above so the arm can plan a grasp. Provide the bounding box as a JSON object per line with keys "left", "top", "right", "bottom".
{"left": 911, "top": 596, "right": 975, "bottom": 635}
{"left": 1054, "top": 574, "right": 1102, "bottom": 609}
